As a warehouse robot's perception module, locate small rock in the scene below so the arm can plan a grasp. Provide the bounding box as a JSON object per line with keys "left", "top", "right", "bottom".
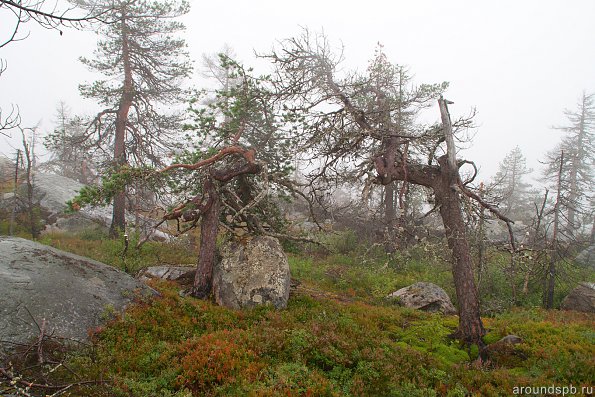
{"left": 136, "top": 265, "right": 196, "bottom": 282}
{"left": 499, "top": 335, "right": 522, "bottom": 345}
{"left": 387, "top": 282, "right": 457, "bottom": 315}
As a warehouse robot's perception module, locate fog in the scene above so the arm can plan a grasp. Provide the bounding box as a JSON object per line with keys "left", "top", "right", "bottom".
{"left": 1, "top": 0, "right": 594, "bottom": 182}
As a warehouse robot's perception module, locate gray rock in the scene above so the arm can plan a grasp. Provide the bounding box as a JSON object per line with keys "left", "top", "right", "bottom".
{"left": 213, "top": 236, "right": 290, "bottom": 309}
{"left": 387, "top": 282, "right": 457, "bottom": 315}
{"left": 137, "top": 265, "right": 196, "bottom": 282}
{"left": 561, "top": 282, "right": 595, "bottom": 313}
{"left": 575, "top": 245, "right": 595, "bottom": 268}
{"left": 0, "top": 237, "right": 155, "bottom": 348}
{"left": 499, "top": 335, "right": 523, "bottom": 345}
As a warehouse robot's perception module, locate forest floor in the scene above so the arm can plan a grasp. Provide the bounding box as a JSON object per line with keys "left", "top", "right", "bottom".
{"left": 1, "top": 231, "right": 594, "bottom": 397}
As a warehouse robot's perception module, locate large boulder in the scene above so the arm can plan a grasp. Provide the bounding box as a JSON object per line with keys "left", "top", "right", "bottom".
{"left": 561, "top": 282, "right": 595, "bottom": 313}
{"left": 213, "top": 236, "right": 291, "bottom": 309}
{"left": 0, "top": 237, "right": 155, "bottom": 347}
{"left": 387, "top": 282, "right": 457, "bottom": 314}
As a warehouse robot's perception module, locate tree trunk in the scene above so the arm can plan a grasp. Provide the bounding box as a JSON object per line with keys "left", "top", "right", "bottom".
{"left": 545, "top": 151, "right": 564, "bottom": 309}
{"left": 436, "top": 159, "right": 485, "bottom": 346}
{"left": 384, "top": 181, "right": 397, "bottom": 252}
{"left": 110, "top": 17, "right": 133, "bottom": 238}
{"left": 437, "top": 98, "right": 485, "bottom": 346}
{"left": 590, "top": 214, "right": 595, "bottom": 245}
{"left": 477, "top": 183, "right": 486, "bottom": 288}
{"left": 9, "top": 150, "right": 20, "bottom": 236}
{"left": 372, "top": 98, "right": 487, "bottom": 348}
{"left": 192, "top": 179, "right": 221, "bottom": 298}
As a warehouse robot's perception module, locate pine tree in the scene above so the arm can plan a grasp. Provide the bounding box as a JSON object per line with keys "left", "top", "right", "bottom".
{"left": 44, "top": 102, "right": 93, "bottom": 183}
{"left": 544, "top": 92, "right": 594, "bottom": 239}
{"left": 76, "top": 0, "right": 192, "bottom": 236}
{"left": 491, "top": 146, "right": 533, "bottom": 221}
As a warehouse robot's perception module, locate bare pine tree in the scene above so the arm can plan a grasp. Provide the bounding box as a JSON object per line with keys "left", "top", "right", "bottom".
{"left": 267, "top": 32, "right": 515, "bottom": 350}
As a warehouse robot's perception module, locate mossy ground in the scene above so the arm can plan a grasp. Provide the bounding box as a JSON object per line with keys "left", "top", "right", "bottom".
{"left": 2, "top": 232, "right": 594, "bottom": 396}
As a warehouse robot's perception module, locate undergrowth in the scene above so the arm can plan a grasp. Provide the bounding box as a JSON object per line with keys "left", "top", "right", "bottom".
{"left": 2, "top": 232, "right": 593, "bottom": 396}
{"left": 30, "top": 280, "right": 593, "bottom": 397}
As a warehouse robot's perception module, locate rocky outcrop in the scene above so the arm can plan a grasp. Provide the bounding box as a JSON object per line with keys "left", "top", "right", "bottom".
{"left": 575, "top": 245, "right": 594, "bottom": 268}
{"left": 561, "top": 282, "right": 595, "bottom": 313}
{"left": 0, "top": 237, "right": 155, "bottom": 347}
{"left": 213, "top": 236, "right": 291, "bottom": 309}
{"left": 387, "top": 282, "right": 457, "bottom": 315}
{"left": 0, "top": 171, "right": 170, "bottom": 240}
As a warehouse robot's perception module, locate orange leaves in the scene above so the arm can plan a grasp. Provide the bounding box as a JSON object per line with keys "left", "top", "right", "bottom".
{"left": 176, "top": 330, "right": 262, "bottom": 394}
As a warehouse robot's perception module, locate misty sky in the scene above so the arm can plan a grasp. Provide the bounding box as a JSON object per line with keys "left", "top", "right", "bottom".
{"left": 1, "top": 0, "right": 594, "bottom": 183}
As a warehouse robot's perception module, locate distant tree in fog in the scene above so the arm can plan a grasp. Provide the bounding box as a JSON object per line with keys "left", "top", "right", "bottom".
{"left": 490, "top": 146, "right": 533, "bottom": 222}
{"left": 544, "top": 92, "right": 594, "bottom": 239}
{"left": 44, "top": 102, "right": 94, "bottom": 183}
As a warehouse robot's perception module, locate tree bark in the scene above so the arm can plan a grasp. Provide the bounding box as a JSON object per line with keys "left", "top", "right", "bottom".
{"left": 373, "top": 99, "right": 486, "bottom": 347}
{"left": 192, "top": 178, "right": 221, "bottom": 298}
{"left": 110, "top": 15, "right": 133, "bottom": 237}
{"left": 9, "top": 150, "right": 20, "bottom": 236}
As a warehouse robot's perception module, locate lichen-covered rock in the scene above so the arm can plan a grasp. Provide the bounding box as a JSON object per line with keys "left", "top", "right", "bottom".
{"left": 0, "top": 237, "right": 156, "bottom": 347}
{"left": 387, "top": 282, "right": 457, "bottom": 314}
{"left": 213, "top": 236, "right": 290, "bottom": 309}
{"left": 561, "top": 282, "right": 595, "bottom": 313}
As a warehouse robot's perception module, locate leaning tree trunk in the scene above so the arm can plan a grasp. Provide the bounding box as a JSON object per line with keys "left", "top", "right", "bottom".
{"left": 436, "top": 157, "right": 485, "bottom": 347}
{"left": 437, "top": 98, "right": 485, "bottom": 347}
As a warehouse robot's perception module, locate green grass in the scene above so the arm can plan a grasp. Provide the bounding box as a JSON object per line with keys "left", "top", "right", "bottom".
{"left": 37, "top": 230, "right": 197, "bottom": 274}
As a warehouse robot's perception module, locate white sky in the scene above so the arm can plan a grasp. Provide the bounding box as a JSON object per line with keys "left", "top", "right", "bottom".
{"left": 1, "top": 0, "right": 594, "bottom": 183}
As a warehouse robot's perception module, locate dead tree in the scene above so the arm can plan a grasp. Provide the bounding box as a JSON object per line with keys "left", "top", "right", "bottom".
{"left": 1, "top": 0, "right": 106, "bottom": 136}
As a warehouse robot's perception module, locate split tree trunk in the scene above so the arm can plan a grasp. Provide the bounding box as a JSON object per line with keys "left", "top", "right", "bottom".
{"left": 437, "top": 98, "right": 485, "bottom": 346}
